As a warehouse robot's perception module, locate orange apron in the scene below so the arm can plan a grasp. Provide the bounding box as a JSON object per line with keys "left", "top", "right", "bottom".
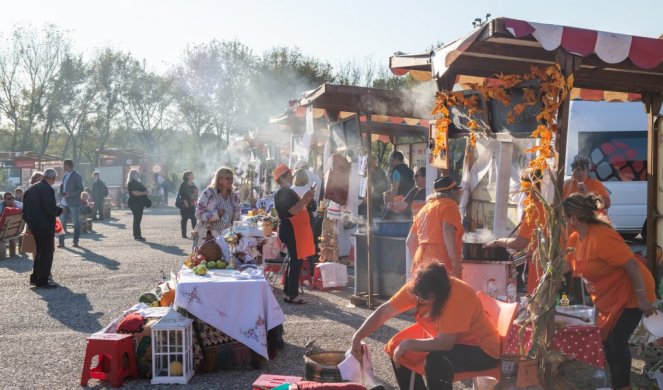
{"left": 290, "top": 209, "right": 315, "bottom": 260}
{"left": 385, "top": 312, "right": 437, "bottom": 375}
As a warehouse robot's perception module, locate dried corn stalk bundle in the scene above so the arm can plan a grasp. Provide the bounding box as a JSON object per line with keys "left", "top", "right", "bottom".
{"left": 318, "top": 217, "right": 339, "bottom": 263}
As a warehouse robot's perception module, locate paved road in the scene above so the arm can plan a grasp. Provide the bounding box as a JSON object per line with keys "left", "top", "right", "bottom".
{"left": 0, "top": 207, "right": 413, "bottom": 389}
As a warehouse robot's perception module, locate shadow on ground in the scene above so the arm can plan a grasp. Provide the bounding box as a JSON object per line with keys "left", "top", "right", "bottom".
{"left": 0, "top": 254, "right": 33, "bottom": 275}
{"left": 32, "top": 285, "right": 103, "bottom": 333}
{"left": 62, "top": 247, "right": 121, "bottom": 270}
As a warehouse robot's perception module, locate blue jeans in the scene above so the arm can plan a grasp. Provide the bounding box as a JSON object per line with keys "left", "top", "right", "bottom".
{"left": 59, "top": 205, "right": 81, "bottom": 245}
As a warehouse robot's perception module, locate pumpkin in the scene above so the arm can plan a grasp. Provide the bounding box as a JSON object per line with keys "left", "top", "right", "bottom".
{"left": 169, "top": 360, "right": 183, "bottom": 376}
{"left": 160, "top": 289, "right": 175, "bottom": 307}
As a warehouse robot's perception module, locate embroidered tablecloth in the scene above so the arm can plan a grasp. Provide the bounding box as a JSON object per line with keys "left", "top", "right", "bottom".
{"left": 175, "top": 269, "right": 285, "bottom": 359}
{"left": 506, "top": 324, "right": 605, "bottom": 368}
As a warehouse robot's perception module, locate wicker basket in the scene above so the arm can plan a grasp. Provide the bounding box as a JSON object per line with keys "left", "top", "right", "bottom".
{"left": 303, "top": 351, "right": 345, "bottom": 382}
{"left": 198, "top": 238, "right": 222, "bottom": 260}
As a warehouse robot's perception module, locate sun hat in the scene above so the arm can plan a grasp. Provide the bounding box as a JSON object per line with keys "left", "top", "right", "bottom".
{"left": 272, "top": 163, "right": 291, "bottom": 181}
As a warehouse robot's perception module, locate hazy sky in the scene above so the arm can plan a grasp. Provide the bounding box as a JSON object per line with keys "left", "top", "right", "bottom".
{"left": 1, "top": 0, "right": 662, "bottom": 72}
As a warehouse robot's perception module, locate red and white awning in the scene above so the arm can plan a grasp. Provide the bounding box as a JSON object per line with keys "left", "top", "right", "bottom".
{"left": 391, "top": 17, "right": 663, "bottom": 99}
{"left": 503, "top": 18, "right": 663, "bottom": 70}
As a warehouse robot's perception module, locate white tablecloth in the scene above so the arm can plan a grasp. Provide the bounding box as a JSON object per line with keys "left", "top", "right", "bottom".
{"left": 174, "top": 269, "right": 285, "bottom": 359}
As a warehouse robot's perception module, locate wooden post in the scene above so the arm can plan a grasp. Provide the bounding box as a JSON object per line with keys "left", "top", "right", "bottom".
{"left": 366, "top": 114, "right": 374, "bottom": 308}
{"left": 644, "top": 93, "right": 663, "bottom": 286}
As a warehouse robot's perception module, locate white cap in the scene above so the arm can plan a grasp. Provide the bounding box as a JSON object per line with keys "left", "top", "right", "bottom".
{"left": 294, "top": 160, "right": 308, "bottom": 169}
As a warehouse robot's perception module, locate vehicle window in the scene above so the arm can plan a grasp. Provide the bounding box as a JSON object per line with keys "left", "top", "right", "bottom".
{"left": 578, "top": 131, "right": 647, "bottom": 182}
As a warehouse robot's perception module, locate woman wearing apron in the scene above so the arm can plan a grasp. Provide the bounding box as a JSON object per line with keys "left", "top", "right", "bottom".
{"left": 273, "top": 163, "right": 316, "bottom": 304}
{"left": 351, "top": 262, "right": 499, "bottom": 390}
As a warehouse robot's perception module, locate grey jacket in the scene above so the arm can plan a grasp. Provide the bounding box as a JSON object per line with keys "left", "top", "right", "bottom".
{"left": 59, "top": 170, "right": 84, "bottom": 207}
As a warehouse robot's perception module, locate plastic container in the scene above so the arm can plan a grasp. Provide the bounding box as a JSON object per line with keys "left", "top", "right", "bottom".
{"left": 486, "top": 278, "right": 497, "bottom": 298}
{"left": 506, "top": 280, "right": 517, "bottom": 303}
{"left": 643, "top": 311, "right": 663, "bottom": 337}
{"left": 555, "top": 305, "right": 595, "bottom": 327}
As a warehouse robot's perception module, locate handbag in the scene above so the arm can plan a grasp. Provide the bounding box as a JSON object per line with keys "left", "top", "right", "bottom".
{"left": 144, "top": 196, "right": 152, "bottom": 209}
{"left": 175, "top": 194, "right": 184, "bottom": 209}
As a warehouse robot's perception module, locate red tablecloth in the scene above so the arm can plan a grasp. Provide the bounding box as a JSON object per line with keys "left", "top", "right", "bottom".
{"left": 506, "top": 324, "right": 605, "bottom": 368}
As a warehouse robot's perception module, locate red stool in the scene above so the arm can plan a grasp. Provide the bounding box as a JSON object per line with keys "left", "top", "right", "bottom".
{"left": 252, "top": 374, "right": 302, "bottom": 389}
{"left": 80, "top": 333, "right": 138, "bottom": 388}
{"left": 300, "top": 260, "right": 312, "bottom": 286}
{"left": 312, "top": 264, "right": 325, "bottom": 291}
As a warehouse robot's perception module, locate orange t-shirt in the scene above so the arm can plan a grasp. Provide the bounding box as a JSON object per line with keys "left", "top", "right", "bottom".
{"left": 563, "top": 177, "right": 610, "bottom": 200}
{"left": 566, "top": 224, "right": 655, "bottom": 339}
{"left": 516, "top": 200, "right": 546, "bottom": 294}
{"left": 409, "top": 197, "right": 464, "bottom": 273}
{"left": 385, "top": 278, "right": 500, "bottom": 374}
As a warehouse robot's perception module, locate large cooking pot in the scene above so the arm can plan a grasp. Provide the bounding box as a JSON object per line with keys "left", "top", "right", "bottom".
{"left": 303, "top": 351, "right": 345, "bottom": 382}
{"left": 462, "top": 241, "right": 509, "bottom": 261}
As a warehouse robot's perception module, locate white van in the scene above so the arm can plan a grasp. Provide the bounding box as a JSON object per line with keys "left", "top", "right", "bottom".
{"left": 565, "top": 101, "right": 648, "bottom": 239}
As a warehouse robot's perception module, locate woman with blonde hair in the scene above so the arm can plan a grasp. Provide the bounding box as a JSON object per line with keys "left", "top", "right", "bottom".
{"left": 127, "top": 169, "right": 150, "bottom": 241}
{"left": 193, "top": 167, "right": 240, "bottom": 245}
{"left": 563, "top": 193, "right": 655, "bottom": 389}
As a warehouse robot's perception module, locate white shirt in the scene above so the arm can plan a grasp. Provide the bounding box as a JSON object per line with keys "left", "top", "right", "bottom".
{"left": 61, "top": 172, "right": 70, "bottom": 206}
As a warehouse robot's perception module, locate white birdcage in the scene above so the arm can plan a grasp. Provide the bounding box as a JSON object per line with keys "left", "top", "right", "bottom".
{"left": 150, "top": 307, "right": 194, "bottom": 384}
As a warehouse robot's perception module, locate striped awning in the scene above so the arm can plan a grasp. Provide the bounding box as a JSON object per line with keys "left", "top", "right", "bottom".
{"left": 390, "top": 17, "right": 663, "bottom": 100}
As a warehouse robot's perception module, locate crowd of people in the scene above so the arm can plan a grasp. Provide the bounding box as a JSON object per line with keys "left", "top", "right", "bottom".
{"left": 0, "top": 149, "right": 655, "bottom": 389}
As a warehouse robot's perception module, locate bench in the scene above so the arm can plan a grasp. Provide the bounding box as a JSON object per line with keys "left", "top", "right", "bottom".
{"left": 0, "top": 208, "right": 24, "bottom": 260}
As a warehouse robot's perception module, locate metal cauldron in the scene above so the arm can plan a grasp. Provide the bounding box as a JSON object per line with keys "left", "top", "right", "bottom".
{"left": 303, "top": 351, "right": 345, "bottom": 382}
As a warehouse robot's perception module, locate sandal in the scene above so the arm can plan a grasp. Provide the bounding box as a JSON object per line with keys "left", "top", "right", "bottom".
{"left": 284, "top": 297, "right": 306, "bottom": 305}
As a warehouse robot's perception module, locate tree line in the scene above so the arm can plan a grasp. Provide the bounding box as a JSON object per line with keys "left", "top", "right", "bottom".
{"left": 0, "top": 23, "right": 418, "bottom": 174}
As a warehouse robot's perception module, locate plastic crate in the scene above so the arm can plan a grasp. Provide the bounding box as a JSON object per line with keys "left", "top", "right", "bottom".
{"left": 252, "top": 374, "right": 302, "bottom": 389}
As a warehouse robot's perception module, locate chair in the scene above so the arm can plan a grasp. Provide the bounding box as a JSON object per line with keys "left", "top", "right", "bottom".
{"left": 452, "top": 291, "right": 518, "bottom": 383}
{"left": 0, "top": 207, "right": 24, "bottom": 260}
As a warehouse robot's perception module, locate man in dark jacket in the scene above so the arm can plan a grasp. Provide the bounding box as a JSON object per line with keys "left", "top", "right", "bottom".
{"left": 23, "top": 168, "right": 62, "bottom": 288}
{"left": 58, "top": 159, "right": 84, "bottom": 247}
{"left": 91, "top": 171, "right": 108, "bottom": 220}
{"left": 382, "top": 151, "right": 415, "bottom": 220}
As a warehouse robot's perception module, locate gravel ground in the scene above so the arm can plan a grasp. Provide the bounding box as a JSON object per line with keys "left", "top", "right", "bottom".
{"left": 0, "top": 206, "right": 657, "bottom": 389}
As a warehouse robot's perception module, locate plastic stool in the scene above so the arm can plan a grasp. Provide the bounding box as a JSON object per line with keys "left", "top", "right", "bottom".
{"left": 80, "top": 333, "right": 138, "bottom": 388}
{"left": 300, "top": 260, "right": 312, "bottom": 286}
{"left": 312, "top": 265, "right": 325, "bottom": 291}
{"left": 252, "top": 374, "right": 302, "bottom": 389}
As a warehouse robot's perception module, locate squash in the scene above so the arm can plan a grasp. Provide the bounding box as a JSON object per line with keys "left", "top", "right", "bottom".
{"left": 160, "top": 289, "right": 175, "bottom": 307}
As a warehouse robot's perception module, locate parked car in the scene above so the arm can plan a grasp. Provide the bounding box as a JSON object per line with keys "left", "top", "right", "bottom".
{"left": 565, "top": 101, "right": 648, "bottom": 239}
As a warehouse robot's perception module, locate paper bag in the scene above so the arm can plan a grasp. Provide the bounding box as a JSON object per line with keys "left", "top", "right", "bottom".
{"left": 20, "top": 231, "right": 36, "bottom": 254}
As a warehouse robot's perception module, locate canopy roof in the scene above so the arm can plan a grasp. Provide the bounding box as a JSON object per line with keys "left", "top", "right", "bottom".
{"left": 390, "top": 17, "right": 663, "bottom": 99}
{"left": 0, "top": 151, "right": 62, "bottom": 162}
{"left": 269, "top": 83, "right": 433, "bottom": 138}
{"left": 96, "top": 148, "right": 157, "bottom": 160}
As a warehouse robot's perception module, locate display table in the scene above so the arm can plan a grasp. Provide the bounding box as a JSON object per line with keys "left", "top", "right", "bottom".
{"left": 174, "top": 269, "right": 286, "bottom": 359}
{"left": 506, "top": 324, "right": 605, "bottom": 368}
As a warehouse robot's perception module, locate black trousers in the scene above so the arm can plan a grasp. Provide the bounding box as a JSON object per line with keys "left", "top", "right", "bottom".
{"left": 130, "top": 206, "right": 143, "bottom": 238}
{"left": 93, "top": 198, "right": 104, "bottom": 219}
{"left": 283, "top": 254, "right": 303, "bottom": 299}
{"left": 604, "top": 307, "right": 642, "bottom": 388}
{"left": 392, "top": 345, "right": 498, "bottom": 390}
{"left": 31, "top": 229, "right": 55, "bottom": 286}
{"left": 180, "top": 209, "right": 197, "bottom": 236}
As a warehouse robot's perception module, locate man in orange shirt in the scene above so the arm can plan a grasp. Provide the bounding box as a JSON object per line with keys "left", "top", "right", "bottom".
{"left": 563, "top": 193, "right": 655, "bottom": 390}
{"left": 563, "top": 155, "right": 611, "bottom": 209}
{"left": 350, "top": 263, "right": 499, "bottom": 390}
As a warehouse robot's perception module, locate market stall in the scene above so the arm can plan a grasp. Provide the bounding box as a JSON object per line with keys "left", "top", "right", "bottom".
{"left": 96, "top": 148, "right": 165, "bottom": 208}
{"left": 271, "top": 83, "right": 438, "bottom": 303}
{"left": 389, "top": 16, "right": 663, "bottom": 385}
{"left": 0, "top": 151, "right": 62, "bottom": 188}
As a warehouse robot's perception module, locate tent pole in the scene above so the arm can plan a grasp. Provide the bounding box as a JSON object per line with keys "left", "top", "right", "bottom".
{"left": 645, "top": 93, "right": 663, "bottom": 284}
{"left": 366, "top": 114, "right": 374, "bottom": 309}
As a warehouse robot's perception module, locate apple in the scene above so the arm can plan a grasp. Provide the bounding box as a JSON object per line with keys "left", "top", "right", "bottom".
{"left": 193, "top": 254, "right": 207, "bottom": 266}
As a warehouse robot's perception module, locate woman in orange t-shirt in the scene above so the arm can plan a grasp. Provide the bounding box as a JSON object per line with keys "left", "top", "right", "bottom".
{"left": 485, "top": 169, "right": 546, "bottom": 293}
{"left": 563, "top": 193, "right": 655, "bottom": 390}
{"left": 350, "top": 263, "right": 499, "bottom": 390}
{"left": 563, "top": 155, "right": 611, "bottom": 209}
{"left": 406, "top": 176, "right": 464, "bottom": 278}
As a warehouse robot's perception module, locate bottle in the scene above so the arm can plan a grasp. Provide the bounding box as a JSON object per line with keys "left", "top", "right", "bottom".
{"left": 592, "top": 368, "right": 609, "bottom": 389}
{"left": 487, "top": 278, "right": 497, "bottom": 298}
{"left": 560, "top": 293, "right": 570, "bottom": 307}
{"left": 506, "top": 280, "right": 517, "bottom": 303}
